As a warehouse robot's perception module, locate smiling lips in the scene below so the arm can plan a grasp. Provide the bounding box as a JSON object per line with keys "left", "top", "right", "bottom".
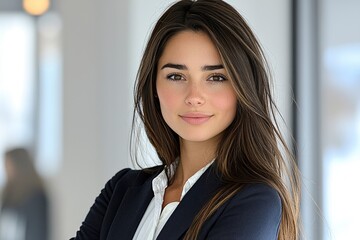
{"left": 180, "top": 113, "right": 213, "bottom": 125}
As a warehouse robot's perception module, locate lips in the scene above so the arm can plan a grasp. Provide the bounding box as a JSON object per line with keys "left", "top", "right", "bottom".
{"left": 180, "top": 113, "right": 213, "bottom": 125}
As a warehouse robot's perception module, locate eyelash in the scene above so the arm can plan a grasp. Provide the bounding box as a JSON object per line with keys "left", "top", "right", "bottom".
{"left": 166, "top": 73, "right": 228, "bottom": 82}
{"left": 166, "top": 73, "right": 185, "bottom": 81}
{"left": 208, "top": 73, "right": 227, "bottom": 82}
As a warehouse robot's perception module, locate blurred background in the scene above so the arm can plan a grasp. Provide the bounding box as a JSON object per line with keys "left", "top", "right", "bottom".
{"left": 0, "top": 0, "right": 358, "bottom": 239}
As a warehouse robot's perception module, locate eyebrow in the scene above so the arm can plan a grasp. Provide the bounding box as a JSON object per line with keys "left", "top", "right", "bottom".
{"left": 202, "top": 64, "right": 224, "bottom": 71}
{"left": 160, "top": 63, "right": 224, "bottom": 71}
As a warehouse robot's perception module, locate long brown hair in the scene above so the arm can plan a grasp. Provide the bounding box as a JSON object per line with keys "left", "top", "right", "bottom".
{"left": 1, "top": 147, "right": 45, "bottom": 208}
{"left": 132, "top": 0, "right": 300, "bottom": 239}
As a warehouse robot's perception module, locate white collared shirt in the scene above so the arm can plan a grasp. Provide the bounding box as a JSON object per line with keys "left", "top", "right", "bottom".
{"left": 132, "top": 161, "right": 213, "bottom": 240}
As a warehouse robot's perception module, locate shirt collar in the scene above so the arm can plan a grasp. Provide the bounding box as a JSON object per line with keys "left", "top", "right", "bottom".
{"left": 152, "top": 159, "right": 214, "bottom": 200}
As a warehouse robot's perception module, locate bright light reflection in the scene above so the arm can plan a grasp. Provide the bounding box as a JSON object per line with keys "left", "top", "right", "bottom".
{"left": 323, "top": 44, "right": 360, "bottom": 240}
{"left": 0, "top": 14, "right": 35, "bottom": 185}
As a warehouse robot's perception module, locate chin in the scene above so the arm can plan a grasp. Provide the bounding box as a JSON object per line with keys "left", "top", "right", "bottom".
{"left": 179, "top": 133, "right": 220, "bottom": 143}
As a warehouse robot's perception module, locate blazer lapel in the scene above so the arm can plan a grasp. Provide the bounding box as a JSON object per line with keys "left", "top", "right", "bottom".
{"left": 156, "top": 166, "right": 223, "bottom": 240}
{"left": 106, "top": 173, "right": 155, "bottom": 240}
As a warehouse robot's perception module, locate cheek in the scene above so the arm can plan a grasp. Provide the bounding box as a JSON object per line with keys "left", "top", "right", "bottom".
{"left": 157, "top": 84, "right": 182, "bottom": 115}
{"left": 213, "top": 89, "right": 237, "bottom": 115}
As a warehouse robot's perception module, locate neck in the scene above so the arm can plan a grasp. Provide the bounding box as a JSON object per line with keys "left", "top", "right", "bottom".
{"left": 173, "top": 138, "right": 218, "bottom": 186}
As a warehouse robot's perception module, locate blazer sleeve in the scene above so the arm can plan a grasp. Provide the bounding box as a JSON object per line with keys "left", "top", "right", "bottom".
{"left": 70, "top": 168, "right": 131, "bottom": 240}
{"left": 206, "top": 184, "right": 282, "bottom": 240}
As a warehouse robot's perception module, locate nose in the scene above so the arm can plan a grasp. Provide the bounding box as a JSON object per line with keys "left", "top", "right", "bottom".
{"left": 184, "top": 83, "right": 205, "bottom": 106}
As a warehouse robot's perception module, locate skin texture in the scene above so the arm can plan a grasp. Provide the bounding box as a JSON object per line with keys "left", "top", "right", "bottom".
{"left": 156, "top": 31, "right": 237, "bottom": 204}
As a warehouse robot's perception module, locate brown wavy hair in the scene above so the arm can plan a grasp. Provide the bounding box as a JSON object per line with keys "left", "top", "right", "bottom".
{"left": 132, "top": 0, "right": 300, "bottom": 239}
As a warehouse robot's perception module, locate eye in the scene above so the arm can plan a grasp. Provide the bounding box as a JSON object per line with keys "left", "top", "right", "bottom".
{"left": 166, "top": 73, "right": 185, "bottom": 81}
{"left": 208, "top": 73, "right": 227, "bottom": 82}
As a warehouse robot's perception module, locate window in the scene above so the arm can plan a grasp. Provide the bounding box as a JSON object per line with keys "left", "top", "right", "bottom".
{"left": 321, "top": 1, "right": 360, "bottom": 239}
{"left": 0, "top": 14, "right": 35, "bottom": 185}
{"left": 36, "top": 12, "right": 62, "bottom": 176}
{"left": 0, "top": 12, "right": 62, "bottom": 183}
{"left": 296, "top": 0, "right": 360, "bottom": 239}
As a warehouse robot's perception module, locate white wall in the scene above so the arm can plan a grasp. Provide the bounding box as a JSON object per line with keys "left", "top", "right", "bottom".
{"left": 55, "top": 1, "right": 132, "bottom": 239}
{"left": 54, "top": 0, "right": 291, "bottom": 239}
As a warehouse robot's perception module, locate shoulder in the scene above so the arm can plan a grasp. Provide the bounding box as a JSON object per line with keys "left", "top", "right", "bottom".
{"left": 108, "top": 165, "right": 164, "bottom": 190}
{"left": 205, "top": 183, "right": 282, "bottom": 239}
{"left": 234, "top": 183, "right": 281, "bottom": 204}
{"left": 222, "top": 183, "right": 282, "bottom": 233}
{"left": 227, "top": 183, "right": 281, "bottom": 216}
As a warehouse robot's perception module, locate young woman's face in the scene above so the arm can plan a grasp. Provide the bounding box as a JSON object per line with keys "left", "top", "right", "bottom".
{"left": 156, "top": 30, "right": 237, "bottom": 144}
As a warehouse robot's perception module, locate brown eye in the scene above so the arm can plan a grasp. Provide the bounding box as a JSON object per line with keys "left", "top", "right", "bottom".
{"left": 208, "top": 74, "right": 227, "bottom": 82}
{"left": 167, "top": 73, "right": 185, "bottom": 81}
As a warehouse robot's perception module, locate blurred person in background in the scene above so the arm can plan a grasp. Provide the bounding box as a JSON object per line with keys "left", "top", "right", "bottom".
{"left": 0, "top": 147, "right": 49, "bottom": 240}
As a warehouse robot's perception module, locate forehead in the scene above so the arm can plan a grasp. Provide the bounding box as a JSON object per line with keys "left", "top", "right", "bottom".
{"left": 158, "top": 30, "right": 223, "bottom": 67}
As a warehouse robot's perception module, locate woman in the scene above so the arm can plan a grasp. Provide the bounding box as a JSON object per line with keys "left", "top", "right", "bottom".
{"left": 0, "top": 148, "right": 49, "bottom": 240}
{"left": 72, "top": 0, "right": 300, "bottom": 239}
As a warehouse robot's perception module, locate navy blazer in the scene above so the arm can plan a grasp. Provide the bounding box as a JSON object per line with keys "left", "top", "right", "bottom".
{"left": 71, "top": 165, "right": 281, "bottom": 240}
